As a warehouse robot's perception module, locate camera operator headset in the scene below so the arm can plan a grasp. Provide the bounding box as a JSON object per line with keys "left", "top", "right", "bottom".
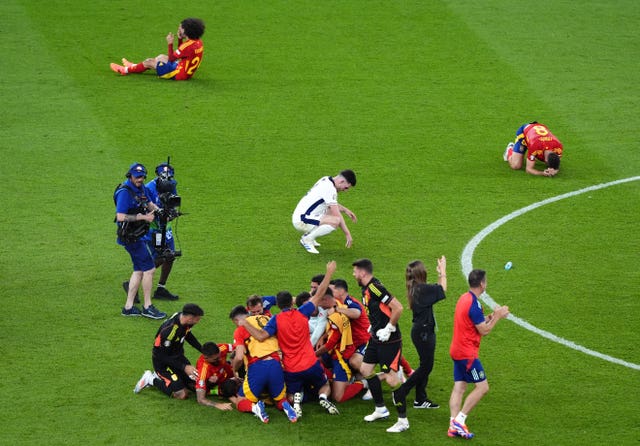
{"left": 114, "top": 163, "right": 166, "bottom": 319}
{"left": 145, "top": 162, "right": 182, "bottom": 301}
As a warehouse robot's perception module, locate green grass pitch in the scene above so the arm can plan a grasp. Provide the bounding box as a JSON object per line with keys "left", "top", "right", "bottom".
{"left": 1, "top": 1, "right": 638, "bottom": 445}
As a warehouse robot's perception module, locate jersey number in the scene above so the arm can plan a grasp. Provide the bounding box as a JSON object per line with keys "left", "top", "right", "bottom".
{"left": 532, "top": 125, "right": 549, "bottom": 136}
{"left": 185, "top": 57, "right": 201, "bottom": 76}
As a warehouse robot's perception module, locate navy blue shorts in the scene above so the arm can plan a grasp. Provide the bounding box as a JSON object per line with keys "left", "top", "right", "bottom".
{"left": 284, "top": 360, "right": 328, "bottom": 394}
{"left": 452, "top": 358, "right": 486, "bottom": 383}
{"left": 156, "top": 60, "right": 178, "bottom": 79}
{"left": 125, "top": 239, "right": 156, "bottom": 271}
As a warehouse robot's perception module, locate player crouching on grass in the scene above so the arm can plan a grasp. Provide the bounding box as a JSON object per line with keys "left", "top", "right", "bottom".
{"left": 110, "top": 18, "right": 205, "bottom": 80}
{"left": 503, "top": 121, "right": 563, "bottom": 177}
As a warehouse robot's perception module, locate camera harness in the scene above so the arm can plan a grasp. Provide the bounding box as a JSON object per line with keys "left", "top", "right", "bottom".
{"left": 113, "top": 183, "right": 151, "bottom": 244}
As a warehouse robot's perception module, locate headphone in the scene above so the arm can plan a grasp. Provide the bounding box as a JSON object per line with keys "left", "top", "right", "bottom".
{"left": 125, "top": 163, "right": 147, "bottom": 178}
{"left": 155, "top": 162, "right": 175, "bottom": 178}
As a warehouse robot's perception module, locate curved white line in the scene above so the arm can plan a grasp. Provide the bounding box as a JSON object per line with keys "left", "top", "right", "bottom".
{"left": 461, "top": 176, "right": 640, "bottom": 371}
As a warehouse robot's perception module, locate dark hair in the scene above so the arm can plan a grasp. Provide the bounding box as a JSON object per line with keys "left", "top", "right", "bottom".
{"left": 468, "top": 269, "right": 486, "bottom": 288}
{"left": 311, "top": 274, "right": 325, "bottom": 285}
{"left": 202, "top": 342, "right": 220, "bottom": 356}
{"left": 182, "top": 303, "right": 204, "bottom": 316}
{"left": 330, "top": 279, "right": 348, "bottom": 291}
{"left": 295, "top": 291, "right": 311, "bottom": 307}
{"left": 181, "top": 18, "right": 205, "bottom": 39}
{"left": 340, "top": 169, "right": 357, "bottom": 187}
{"left": 547, "top": 152, "right": 561, "bottom": 170}
{"left": 352, "top": 258, "right": 373, "bottom": 274}
{"left": 406, "top": 260, "right": 427, "bottom": 309}
{"left": 219, "top": 378, "right": 240, "bottom": 398}
{"left": 276, "top": 291, "right": 293, "bottom": 309}
{"left": 246, "top": 294, "right": 262, "bottom": 308}
{"left": 229, "top": 305, "right": 248, "bottom": 320}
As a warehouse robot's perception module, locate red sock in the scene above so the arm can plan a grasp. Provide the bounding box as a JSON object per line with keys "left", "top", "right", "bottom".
{"left": 237, "top": 399, "right": 253, "bottom": 413}
{"left": 127, "top": 63, "right": 148, "bottom": 74}
{"left": 400, "top": 356, "right": 413, "bottom": 374}
{"left": 275, "top": 399, "right": 285, "bottom": 411}
{"left": 339, "top": 382, "right": 364, "bottom": 402}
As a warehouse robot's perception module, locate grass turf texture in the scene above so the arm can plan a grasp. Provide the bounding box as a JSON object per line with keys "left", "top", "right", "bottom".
{"left": 1, "top": 0, "right": 639, "bottom": 445}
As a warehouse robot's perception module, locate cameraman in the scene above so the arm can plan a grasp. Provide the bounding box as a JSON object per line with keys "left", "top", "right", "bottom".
{"left": 114, "top": 163, "right": 167, "bottom": 319}
{"left": 146, "top": 162, "right": 181, "bottom": 301}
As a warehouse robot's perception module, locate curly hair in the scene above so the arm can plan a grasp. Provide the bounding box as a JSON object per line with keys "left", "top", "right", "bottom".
{"left": 181, "top": 18, "right": 205, "bottom": 39}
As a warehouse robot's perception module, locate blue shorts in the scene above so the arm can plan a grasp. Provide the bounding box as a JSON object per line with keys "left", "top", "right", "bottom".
{"left": 513, "top": 123, "right": 528, "bottom": 154}
{"left": 331, "top": 355, "right": 353, "bottom": 383}
{"left": 156, "top": 61, "right": 178, "bottom": 79}
{"left": 355, "top": 343, "right": 367, "bottom": 356}
{"left": 452, "top": 358, "right": 486, "bottom": 383}
{"left": 124, "top": 239, "right": 156, "bottom": 271}
{"left": 284, "top": 360, "right": 328, "bottom": 394}
{"left": 238, "top": 359, "right": 286, "bottom": 403}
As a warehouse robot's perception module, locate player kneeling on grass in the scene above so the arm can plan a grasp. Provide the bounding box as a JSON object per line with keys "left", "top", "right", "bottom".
{"left": 110, "top": 18, "right": 205, "bottom": 80}
{"left": 134, "top": 303, "right": 232, "bottom": 410}
{"left": 503, "top": 121, "right": 563, "bottom": 177}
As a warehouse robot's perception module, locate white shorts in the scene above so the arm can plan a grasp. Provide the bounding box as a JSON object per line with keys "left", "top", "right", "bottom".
{"left": 293, "top": 219, "right": 317, "bottom": 234}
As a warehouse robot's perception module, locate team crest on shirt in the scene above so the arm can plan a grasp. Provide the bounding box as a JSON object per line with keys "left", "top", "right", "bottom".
{"left": 164, "top": 340, "right": 171, "bottom": 347}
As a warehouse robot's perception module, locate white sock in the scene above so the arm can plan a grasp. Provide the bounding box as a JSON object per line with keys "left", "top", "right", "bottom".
{"left": 306, "top": 224, "right": 335, "bottom": 241}
{"left": 319, "top": 393, "right": 328, "bottom": 400}
{"left": 455, "top": 412, "right": 467, "bottom": 425}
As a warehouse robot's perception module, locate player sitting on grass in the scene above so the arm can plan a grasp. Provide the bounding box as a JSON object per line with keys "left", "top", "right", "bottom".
{"left": 110, "top": 18, "right": 205, "bottom": 80}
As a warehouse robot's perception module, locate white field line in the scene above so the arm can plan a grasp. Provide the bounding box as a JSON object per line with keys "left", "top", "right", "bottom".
{"left": 460, "top": 176, "right": 640, "bottom": 371}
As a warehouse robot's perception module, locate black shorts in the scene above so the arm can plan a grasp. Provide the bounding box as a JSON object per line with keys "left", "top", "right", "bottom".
{"left": 363, "top": 339, "right": 402, "bottom": 374}
{"left": 153, "top": 362, "right": 193, "bottom": 396}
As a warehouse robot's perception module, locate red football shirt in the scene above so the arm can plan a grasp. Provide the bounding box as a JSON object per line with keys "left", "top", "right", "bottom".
{"left": 342, "top": 295, "right": 371, "bottom": 347}
{"left": 195, "top": 343, "right": 233, "bottom": 391}
{"left": 168, "top": 38, "right": 204, "bottom": 80}
{"left": 449, "top": 292, "right": 486, "bottom": 360}
{"left": 523, "top": 123, "right": 563, "bottom": 163}
{"left": 264, "top": 303, "right": 317, "bottom": 373}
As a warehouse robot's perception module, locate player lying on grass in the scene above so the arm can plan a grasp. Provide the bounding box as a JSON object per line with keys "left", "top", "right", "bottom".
{"left": 110, "top": 18, "right": 205, "bottom": 80}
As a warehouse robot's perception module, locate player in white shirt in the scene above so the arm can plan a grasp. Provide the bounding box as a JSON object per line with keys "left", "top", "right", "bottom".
{"left": 292, "top": 170, "right": 357, "bottom": 254}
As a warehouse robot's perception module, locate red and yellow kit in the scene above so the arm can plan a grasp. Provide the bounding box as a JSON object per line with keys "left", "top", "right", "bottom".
{"left": 195, "top": 343, "right": 234, "bottom": 392}
{"left": 522, "top": 123, "right": 563, "bottom": 163}
{"left": 167, "top": 38, "right": 204, "bottom": 80}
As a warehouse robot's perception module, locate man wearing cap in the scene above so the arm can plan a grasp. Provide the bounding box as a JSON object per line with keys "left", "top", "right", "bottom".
{"left": 114, "top": 163, "right": 167, "bottom": 319}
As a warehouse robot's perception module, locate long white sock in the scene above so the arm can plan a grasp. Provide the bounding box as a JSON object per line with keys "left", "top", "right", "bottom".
{"left": 306, "top": 224, "right": 335, "bottom": 241}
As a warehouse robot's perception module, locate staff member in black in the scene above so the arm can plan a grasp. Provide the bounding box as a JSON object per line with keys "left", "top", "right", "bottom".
{"left": 393, "top": 256, "right": 447, "bottom": 409}
{"left": 133, "top": 303, "right": 205, "bottom": 399}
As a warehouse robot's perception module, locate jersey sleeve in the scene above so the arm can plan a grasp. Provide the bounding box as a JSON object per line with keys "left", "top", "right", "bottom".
{"left": 232, "top": 326, "right": 249, "bottom": 349}
{"left": 468, "top": 297, "right": 486, "bottom": 325}
{"left": 114, "top": 188, "right": 132, "bottom": 213}
{"left": 299, "top": 300, "right": 317, "bottom": 319}
{"left": 263, "top": 315, "right": 278, "bottom": 336}
{"left": 345, "top": 296, "right": 363, "bottom": 313}
{"left": 262, "top": 295, "right": 277, "bottom": 311}
{"left": 321, "top": 180, "right": 338, "bottom": 206}
{"left": 195, "top": 357, "right": 210, "bottom": 391}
